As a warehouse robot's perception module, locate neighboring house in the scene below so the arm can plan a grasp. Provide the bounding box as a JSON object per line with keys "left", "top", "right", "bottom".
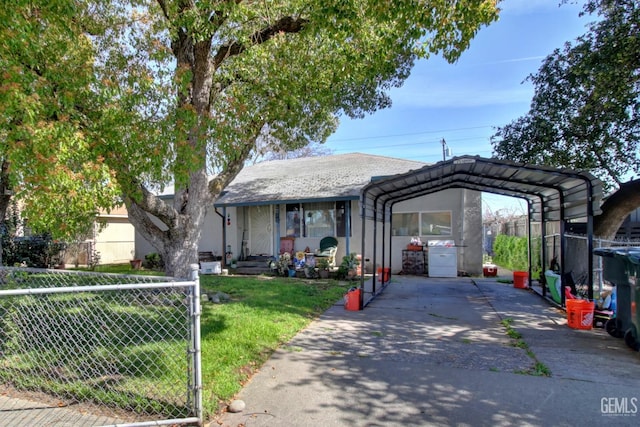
{"left": 93, "top": 204, "right": 136, "bottom": 264}
{"left": 63, "top": 204, "right": 135, "bottom": 266}
{"left": 137, "top": 153, "right": 484, "bottom": 275}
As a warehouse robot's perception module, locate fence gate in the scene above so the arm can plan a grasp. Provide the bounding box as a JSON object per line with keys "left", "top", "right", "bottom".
{"left": 0, "top": 266, "right": 202, "bottom": 427}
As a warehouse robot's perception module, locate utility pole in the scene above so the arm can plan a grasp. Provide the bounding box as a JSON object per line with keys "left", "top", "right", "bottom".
{"left": 441, "top": 138, "right": 448, "bottom": 161}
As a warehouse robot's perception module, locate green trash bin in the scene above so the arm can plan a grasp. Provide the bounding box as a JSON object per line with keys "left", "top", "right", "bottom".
{"left": 594, "top": 247, "right": 640, "bottom": 351}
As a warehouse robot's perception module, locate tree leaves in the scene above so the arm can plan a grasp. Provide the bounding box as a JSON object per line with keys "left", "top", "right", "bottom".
{"left": 2, "top": 0, "right": 500, "bottom": 274}
{"left": 491, "top": 0, "right": 640, "bottom": 191}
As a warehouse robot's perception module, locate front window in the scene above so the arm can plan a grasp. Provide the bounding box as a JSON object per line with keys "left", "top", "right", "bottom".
{"left": 421, "top": 211, "right": 452, "bottom": 235}
{"left": 392, "top": 213, "right": 419, "bottom": 236}
{"left": 303, "top": 202, "right": 335, "bottom": 238}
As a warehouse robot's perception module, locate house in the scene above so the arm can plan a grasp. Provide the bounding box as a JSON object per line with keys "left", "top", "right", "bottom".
{"left": 61, "top": 204, "right": 135, "bottom": 266}
{"left": 138, "top": 153, "right": 483, "bottom": 275}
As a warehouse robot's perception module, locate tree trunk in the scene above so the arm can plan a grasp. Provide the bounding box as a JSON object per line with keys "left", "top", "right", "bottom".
{"left": 594, "top": 179, "right": 640, "bottom": 240}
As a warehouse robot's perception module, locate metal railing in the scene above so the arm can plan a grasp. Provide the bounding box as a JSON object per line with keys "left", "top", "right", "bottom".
{"left": 0, "top": 265, "right": 202, "bottom": 426}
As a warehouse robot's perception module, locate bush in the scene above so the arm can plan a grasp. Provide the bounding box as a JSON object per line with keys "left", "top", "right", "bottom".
{"left": 144, "top": 252, "right": 164, "bottom": 270}
{"left": 1, "top": 233, "right": 66, "bottom": 268}
{"left": 492, "top": 234, "right": 541, "bottom": 279}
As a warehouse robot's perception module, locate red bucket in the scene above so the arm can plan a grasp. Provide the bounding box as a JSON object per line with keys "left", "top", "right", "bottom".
{"left": 513, "top": 271, "right": 529, "bottom": 289}
{"left": 344, "top": 288, "right": 361, "bottom": 311}
{"left": 377, "top": 267, "right": 390, "bottom": 283}
{"left": 566, "top": 299, "right": 594, "bottom": 330}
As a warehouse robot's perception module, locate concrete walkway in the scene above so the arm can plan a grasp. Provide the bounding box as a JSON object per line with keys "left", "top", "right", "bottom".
{"left": 215, "top": 275, "right": 640, "bottom": 427}
{"left": 0, "top": 392, "right": 123, "bottom": 426}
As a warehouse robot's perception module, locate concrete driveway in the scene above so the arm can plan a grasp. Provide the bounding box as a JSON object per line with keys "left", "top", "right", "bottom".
{"left": 215, "top": 275, "right": 640, "bottom": 427}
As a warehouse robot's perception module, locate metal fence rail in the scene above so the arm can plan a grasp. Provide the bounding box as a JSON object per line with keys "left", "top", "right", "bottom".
{"left": 0, "top": 266, "right": 202, "bottom": 427}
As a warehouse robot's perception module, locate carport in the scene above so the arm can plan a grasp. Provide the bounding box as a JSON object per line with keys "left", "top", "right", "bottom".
{"left": 359, "top": 155, "right": 603, "bottom": 308}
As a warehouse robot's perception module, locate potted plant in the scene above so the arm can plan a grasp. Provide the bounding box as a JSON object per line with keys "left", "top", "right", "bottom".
{"left": 304, "top": 264, "right": 317, "bottom": 279}
{"left": 230, "top": 258, "right": 238, "bottom": 269}
{"left": 130, "top": 249, "right": 142, "bottom": 269}
{"left": 339, "top": 253, "right": 360, "bottom": 280}
{"left": 316, "top": 258, "right": 331, "bottom": 279}
{"left": 275, "top": 252, "right": 292, "bottom": 277}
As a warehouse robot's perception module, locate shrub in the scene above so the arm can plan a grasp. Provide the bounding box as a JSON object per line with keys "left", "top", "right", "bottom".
{"left": 144, "top": 252, "right": 164, "bottom": 270}
{"left": 1, "top": 233, "right": 66, "bottom": 268}
{"left": 492, "top": 234, "right": 541, "bottom": 279}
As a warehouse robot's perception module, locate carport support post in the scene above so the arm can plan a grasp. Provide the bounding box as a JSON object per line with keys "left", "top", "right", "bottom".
{"left": 275, "top": 205, "right": 280, "bottom": 256}
{"left": 345, "top": 201, "right": 351, "bottom": 255}
{"left": 527, "top": 200, "right": 533, "bottom": 285}
{"left": 372, "top": 205, "right": 379, "bottom": 298}
{"left": 586, "top": 183, "right": 594, "bottom": 301}
{"left": 541, "top": 217, "right": 547, "bottom": 298}
{"left": 560, "top": 218, "right": 566, "bottom": 306}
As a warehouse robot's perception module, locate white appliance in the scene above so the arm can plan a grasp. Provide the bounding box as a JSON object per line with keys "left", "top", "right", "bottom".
{"left": 428, "top": 240, "right": 457, "bottom": 278}
{"left": 200, "top": 261, "right": 222, "bottom": 275}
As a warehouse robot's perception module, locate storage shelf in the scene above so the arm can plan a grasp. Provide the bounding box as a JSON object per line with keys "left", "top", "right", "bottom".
{"left": 402, "top": 250, "right": 427, "bottom": 275}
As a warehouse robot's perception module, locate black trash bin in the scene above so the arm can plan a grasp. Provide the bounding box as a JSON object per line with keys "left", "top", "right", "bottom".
{"left": 594, "top": 247, "right": 640, "bottom": 351}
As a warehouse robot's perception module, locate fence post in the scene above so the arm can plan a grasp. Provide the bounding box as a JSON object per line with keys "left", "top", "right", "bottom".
{"left": 190, "top": 263, "right": 203, "bottom": 425}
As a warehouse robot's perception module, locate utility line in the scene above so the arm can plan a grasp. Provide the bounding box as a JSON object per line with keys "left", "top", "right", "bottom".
{"left": 328, "top": 125, "right": 493, "bottom": 142}
{"left": 330, "top": 135, "right": 493, "bottom": 152}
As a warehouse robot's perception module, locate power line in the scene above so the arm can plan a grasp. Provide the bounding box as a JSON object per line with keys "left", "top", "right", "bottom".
{"left": 330, "top": 134, "right": 494, "bottom": 152}
{"left": 328, "top": 125, "right": 494, "bottom": 142}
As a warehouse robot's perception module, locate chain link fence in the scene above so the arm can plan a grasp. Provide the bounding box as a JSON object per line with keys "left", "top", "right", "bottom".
{"left": 540, "top": 233, "right": 640, "bottom": 298}
{"left": 0, "top": 266, "right": 202, "bottom": 426}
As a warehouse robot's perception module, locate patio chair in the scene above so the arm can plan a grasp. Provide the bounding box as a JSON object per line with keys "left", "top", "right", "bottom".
{"left": 314, "top": 236, "right": 338, "bottom": 267}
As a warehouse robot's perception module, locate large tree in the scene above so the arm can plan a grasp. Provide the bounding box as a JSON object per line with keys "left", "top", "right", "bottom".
{"left": 491, "top": 0, "right": 640, "bottom": 239}
{"left": 4, "top": 0, "right": 500, "bottom": 277}
{"left": 0, "top": 1, "right": 120, "bottom": 246}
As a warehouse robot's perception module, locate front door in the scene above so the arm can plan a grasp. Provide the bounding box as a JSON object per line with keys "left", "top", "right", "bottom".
{"left": 249, "top": 205, "right": 273, "bottom": 256}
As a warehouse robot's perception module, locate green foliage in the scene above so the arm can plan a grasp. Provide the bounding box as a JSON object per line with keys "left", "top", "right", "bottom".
{"left": 0, "top": 0, "right": 121, "bottom": 240}
{"left": 144, "top": 252, "right": 164, "bottom": 270}
{"left": 1, "top": 232, "right": 66, "bottom": 268}
{"left": 274, "top": 252, "right": 293, "bottom": 276}
{"left": 88, "top": 249, "right": 101, "bottom": 271}
{"left": 493, "top": 235, "right": 528, "bottom": 274}
{"left": 337, "top": 252, "right": 360, "bottom": 279}
{"left": 491, "top": 0, "right": 639, "bottom": 190}
{"left": 316, "top": 257, "right": 331, "bottom": 270}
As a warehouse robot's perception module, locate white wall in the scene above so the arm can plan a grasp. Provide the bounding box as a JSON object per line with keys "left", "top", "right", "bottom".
{"left": 95, "top": 218, "right": 135, "bottom": 264}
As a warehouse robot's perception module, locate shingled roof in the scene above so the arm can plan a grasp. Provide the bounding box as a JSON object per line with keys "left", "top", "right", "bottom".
{"left": 215, "top": 153, "right": 426, "bottom": 207}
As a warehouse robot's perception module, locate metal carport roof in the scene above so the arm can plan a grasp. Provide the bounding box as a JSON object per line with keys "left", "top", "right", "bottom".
{"left": 361, "top": 156, "right": 602, "bottom": 222}
{"left": 358, "top": 155, "right": 604, "bottom": 307}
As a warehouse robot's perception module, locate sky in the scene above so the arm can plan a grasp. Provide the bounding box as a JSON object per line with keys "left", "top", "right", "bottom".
{"left": 323, "top": 0, "right": 593, "bottom": 215}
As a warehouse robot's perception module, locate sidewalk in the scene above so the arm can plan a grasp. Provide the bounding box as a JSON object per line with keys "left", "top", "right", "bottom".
{"left": 0, "top": 392, "right": 123, "bottom": 427}
{"left": 215, "top": 275, "right": 640, "bottom": 427}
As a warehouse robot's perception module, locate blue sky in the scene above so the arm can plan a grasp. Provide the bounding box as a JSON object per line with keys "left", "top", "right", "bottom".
{"left": 324, "top": 0, "right": 593, "bottom": 214}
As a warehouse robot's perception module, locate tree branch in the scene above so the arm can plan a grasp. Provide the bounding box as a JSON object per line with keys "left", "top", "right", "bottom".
{"left": 212, "top": 15, "right": 308, "bottom": 69}
{"left": 208, "top": 123, "right": 262, "bottom": 195}
{"left": 594, "top": 179, "right": 640, "bottom": 239}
